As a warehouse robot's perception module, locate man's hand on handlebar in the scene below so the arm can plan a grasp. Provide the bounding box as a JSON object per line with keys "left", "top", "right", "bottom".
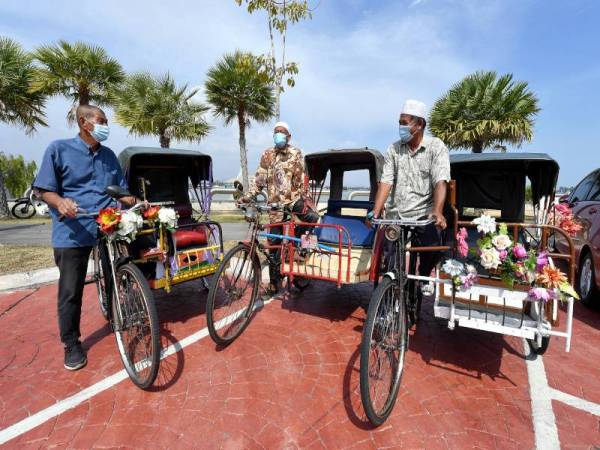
{"left": 430, "top": 212, "right": 447, "bottom": 230}
{"left": 57, "top": 198, "right": 78, "bottom": 218}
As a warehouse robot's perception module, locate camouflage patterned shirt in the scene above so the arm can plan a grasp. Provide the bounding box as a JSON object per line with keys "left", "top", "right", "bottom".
{"left": 249, "top": 145, "right": 306, "bottom": 222}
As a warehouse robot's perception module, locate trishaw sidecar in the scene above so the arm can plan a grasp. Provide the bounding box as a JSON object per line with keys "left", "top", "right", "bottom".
{"left": 431, "top": 153, "right": 576, "bottom": 355}
{"left": 118, "top": 147, "right": 224, "bottom": 292}
{"left": 280, "top": 147, "right": 385, "bottom": 287}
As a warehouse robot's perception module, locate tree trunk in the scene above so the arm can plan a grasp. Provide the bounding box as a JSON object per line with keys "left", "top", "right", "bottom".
{"left": 238, "top": 111, "right": 250, "bottom": 192}
{"left": 268, "top": 10, "right": 281, "bottom": 121}
{"left": 79, "top": 88, "right": 89, "bottom": 105}
{"left": 472, "top": 141, "right": 484, "bottom": 153}
{"left": 0, "top": 169, "right": 10, "bottom": 218}
{"left": 159, "top": 133, "right": 170, "bottom": 149}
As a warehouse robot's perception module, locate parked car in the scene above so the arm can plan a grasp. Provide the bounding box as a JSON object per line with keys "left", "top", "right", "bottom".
{"left": 556, "top": 168, "right": 600, "bottom": 305}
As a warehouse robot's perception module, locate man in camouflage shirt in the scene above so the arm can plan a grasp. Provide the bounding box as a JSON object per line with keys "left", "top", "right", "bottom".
{"left": 245, "top": 121, "right": 318, "bottom": 294}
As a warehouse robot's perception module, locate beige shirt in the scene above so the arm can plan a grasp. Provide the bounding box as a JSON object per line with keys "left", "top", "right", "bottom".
{"left": 380, "top": 135, "right": 450, "bottom": 219}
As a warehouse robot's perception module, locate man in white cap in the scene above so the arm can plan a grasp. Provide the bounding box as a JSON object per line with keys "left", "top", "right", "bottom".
{"left": 242, "top": 121, "right": 318, "bottom": 295}
{"left": 368, "top": 99, "right": 450, "bottom": 319}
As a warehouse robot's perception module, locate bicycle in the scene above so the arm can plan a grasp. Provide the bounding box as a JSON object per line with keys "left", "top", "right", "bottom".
{"left": 359, "top": 216, "right": 434, "bottom": 426}
{"left": 206, "top": 194, "right": 307, "bottom": 346}
{"left": 72, "top": 188, "right": 162, "bottom": 389}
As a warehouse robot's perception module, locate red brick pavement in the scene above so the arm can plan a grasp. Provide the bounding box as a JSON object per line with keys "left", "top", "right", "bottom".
{"left": 0, "top": 280, "right": 599, "bottom": 449}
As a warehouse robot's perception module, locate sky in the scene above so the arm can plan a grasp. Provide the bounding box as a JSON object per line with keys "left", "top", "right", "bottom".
{"left": 1, "top": 0, "right": 599, "bottom": 187}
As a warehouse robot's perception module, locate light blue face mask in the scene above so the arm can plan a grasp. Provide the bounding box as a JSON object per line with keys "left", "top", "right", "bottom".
{"left": 398, "top": 124, "right": 413, "bottom": 144}
{"left": 88, "top": 121, "right": 110, "bottom": 142}
{"left": 274, "top": 132, "right": 288, "bottom": 148}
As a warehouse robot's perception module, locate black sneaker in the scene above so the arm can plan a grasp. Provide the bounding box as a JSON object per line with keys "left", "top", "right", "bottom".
{"left": 64, "top": 343, "right": 87, "bottom": 371}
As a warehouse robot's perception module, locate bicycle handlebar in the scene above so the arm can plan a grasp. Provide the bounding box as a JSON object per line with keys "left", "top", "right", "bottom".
{"left": 372, "top": 217, "right": 435, "bottom": 227}
{"left": 58, "top": 201, "right": 173, "bottom": 222}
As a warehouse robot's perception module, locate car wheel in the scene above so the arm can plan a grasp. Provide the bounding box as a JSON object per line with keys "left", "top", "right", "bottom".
{"left": 578, "top": 251, "right": 598, "bottom": 306}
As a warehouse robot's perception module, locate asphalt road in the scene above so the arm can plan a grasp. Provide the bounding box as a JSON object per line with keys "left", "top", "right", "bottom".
{"left": 0, "top": 222, "right": 248, "bottom": 246}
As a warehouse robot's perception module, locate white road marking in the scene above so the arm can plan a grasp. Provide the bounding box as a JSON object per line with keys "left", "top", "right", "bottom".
{"left": 549, "top": 388, "right": 600, "bottom": 417}
{"left": 0, "top": 298, "right": 272, "bottom": 446}
{"left": 523, "top": 340, "right": 561, "bottom": 450}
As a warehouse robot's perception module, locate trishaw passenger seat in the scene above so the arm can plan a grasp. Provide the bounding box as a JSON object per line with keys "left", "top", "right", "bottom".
{"left": 174, "top": 228, "right": 208, "bottom": 248}
{"left": 317, "top": 200, "right": 376, "bottom": 248}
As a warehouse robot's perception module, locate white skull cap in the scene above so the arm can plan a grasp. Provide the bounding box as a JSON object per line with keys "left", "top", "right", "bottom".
{"left": 274, "top": 121, "right": 290, "bottom": 133}
{"left": 400, "top": 99, "right": 427, "bottom": 120}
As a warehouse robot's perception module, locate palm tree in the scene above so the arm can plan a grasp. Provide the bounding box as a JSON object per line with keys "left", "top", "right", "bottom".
{"left": 112, "top": 72, "right": 211, "bottom": 148}
{"left": 32, "top": 40, "right": 124, "bottom": 121}
{"left": 205, "top": 51, "right": 275, "bottom": 191}
{"left": 429, "top": 71, "right": 540, "bottom": 153}
{"left": 0, "top": 37, "right": 47, "bottom": 217}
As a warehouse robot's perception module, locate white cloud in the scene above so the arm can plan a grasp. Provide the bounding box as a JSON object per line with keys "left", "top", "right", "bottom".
{"left": 0, "top": 0, "right": 518, "bottom": 184}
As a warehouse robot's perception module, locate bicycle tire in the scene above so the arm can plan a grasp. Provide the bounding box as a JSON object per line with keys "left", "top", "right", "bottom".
{"left": 360, "top": 276, "right": 408, "bottom": 426}
{"left": 527, "top": 336, "right": 550, "bottom": 355}
{"left": 206, "top": 244, "right": 260, "bottom": 346}
{"left": 92, "top": 246, "right": 110, "bottom": 320}
{"left": 11, "top": 200, "right": 35, "bottom": 219}
{"left": 112, "top": 263, "right": 160, "bottom": 389}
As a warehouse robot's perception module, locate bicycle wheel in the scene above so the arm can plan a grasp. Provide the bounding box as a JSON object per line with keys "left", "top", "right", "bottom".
{"left": 360, "top": 276, "right": 408, "bottom": 426}
{"left": 207, "top": 244, "right": 260, "bottom": 346}
{"left": 11, "top": 200, "right": 35, "bottom": 219}
{"left": 112, "top": 263, "right": 160, "bottom": 389}
{"left": 92, "top": 246, "right": 110, "bottom": 320}
{"left": 527, "top": 336, "right": 550, "bottom": 355}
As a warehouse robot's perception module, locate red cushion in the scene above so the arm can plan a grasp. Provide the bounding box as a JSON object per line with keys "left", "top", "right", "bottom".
{"left": 174, "top": 227, "right": 207, "bottom": 248}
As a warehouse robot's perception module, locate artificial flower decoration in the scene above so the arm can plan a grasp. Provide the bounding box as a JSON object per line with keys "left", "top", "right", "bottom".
{"left": 143, "top": 205, "right": 161, "bottom": 221}
{"left": 442, "top": 259, "right": 479, "bottom": 291}
{"left": 550, "top": 203, "right": 582, "bottom": 237}
{"left": 96, "top": 207, "right": 121, "bottom": 234}
{"left": 157, "top": 207, "right": 178, "bottom": 230}
{"left": 117, "top": 210, "right": 144, "bottom": 242}
{"left": 440, "top": 212, "right": 579, "bottom": 302}
{"left": 456, "top": 227, "right": 469, "bottom": 258}
{"left": 480, "top": 247, "right": 501, "bottom": 270}
{"left": 536, "top": 265, "right": 568, "bottom": 290}
{"left": 473, "top": 214, "right": 497, "bottom": 234}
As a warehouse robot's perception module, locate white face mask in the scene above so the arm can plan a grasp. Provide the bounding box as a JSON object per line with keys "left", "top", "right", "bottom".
{"left": 86, "top": 120, "right": 110, "bottom": 142}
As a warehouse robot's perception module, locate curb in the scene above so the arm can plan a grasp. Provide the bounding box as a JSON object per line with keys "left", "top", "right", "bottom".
{"left": 0, "top": 261, "right": 93, "bottom": 292}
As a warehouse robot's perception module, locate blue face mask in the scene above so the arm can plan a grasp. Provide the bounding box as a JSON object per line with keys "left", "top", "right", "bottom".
{"left": 274, "top": 132, "right": 288, "bottom": 148}
{"left": 88, "top": 121, "right": 110, "bottom": 142}
{"left": 398, "top": 125, "right": 413, "bottom": 144}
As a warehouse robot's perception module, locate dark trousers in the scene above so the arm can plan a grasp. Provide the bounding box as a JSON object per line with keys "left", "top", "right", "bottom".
{"left": 54, "top": 246, "right": 93, "bottom": 347}
{"left": 384, "top": 222, "right": 445, "bottom": 277}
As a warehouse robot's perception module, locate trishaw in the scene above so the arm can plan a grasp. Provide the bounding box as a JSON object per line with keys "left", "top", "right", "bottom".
{"left": 206, "top": 149, "right": 577, "bottom": 426}
{"left": 86, "top": 147, "right": 224, "bottom": 389}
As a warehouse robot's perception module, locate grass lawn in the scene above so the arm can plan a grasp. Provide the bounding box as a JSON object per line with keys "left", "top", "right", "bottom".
{"left": 0, "top": 241, "right": 240, "bottom": 275}
{"left": 0, "top": 217, "right": 51, "bottom": 226}
{"left": 0, "top": 245, "right": 55, "bottom": 274}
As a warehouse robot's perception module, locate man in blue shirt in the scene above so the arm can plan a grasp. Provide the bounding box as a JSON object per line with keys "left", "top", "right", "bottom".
{"left": 34, "top": 105, "right": 139, "bottom": 371}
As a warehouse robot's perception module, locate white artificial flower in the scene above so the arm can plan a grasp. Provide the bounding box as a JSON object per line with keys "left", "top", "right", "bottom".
{"left": 466, "top": 264, "right": 477, "bottom": 274}
{"left": 158, "top": 207, "right": 178, "bottom": 229}
{"left": 117, "top": 210, "right": 143, "bottom": 241}
{"left": 442, "top": 259, "right": 465, "bottom": 277}
{"left": 473, "top": 214, "right": 497, "bottom": 235}
{"left": 480, "top": 247, "right": 501, "bottom": 270}
{"left": 491, "top": 234, "right": 512, "bottom": 250}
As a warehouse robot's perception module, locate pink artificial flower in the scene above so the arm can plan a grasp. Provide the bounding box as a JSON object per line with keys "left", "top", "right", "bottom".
{"left": 528, "top": 287, "right": 556, "bottom": 302}
{"left": 513, "top": 244, "right": 528, "bottom": 259}
{"left": 460, "top": 272, "right": 479, "bottom": 290}
{"left": 456, "top": 227, "right": 468, "bottom": 258}
{"left": 499, "top": 249, "right": 508, "bottom": 261}
{"left": 554, "top": 203, "right": 570, "bottom": 214}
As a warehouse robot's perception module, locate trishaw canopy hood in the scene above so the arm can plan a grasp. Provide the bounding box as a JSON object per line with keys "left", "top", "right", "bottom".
{"left": 118, "top": 146, "right": 213, "bottom": 187}
{"left": 450, "top": 152, "right": 559, "bottom": 222}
